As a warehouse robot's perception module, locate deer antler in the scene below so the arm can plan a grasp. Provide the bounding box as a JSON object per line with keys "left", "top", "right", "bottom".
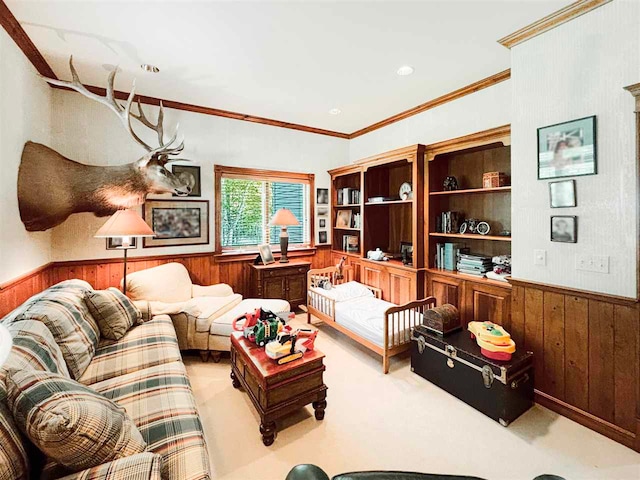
{"left": 41, "top": 56, "right": 184, "bottom": 156}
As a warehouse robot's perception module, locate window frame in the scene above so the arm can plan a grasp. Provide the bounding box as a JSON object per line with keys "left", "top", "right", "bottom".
{"left": 214, "top": 165, "right": 315, "bottom": 255}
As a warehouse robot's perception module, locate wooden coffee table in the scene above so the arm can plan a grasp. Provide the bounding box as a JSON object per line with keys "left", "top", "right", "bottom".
{"left": 230, "top": 331, "right": 327, "bottom": 446}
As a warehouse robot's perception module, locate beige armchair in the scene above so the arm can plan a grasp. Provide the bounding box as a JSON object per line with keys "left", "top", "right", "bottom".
{"left": 126, "top": 262, "right": 290, "bottom": 361}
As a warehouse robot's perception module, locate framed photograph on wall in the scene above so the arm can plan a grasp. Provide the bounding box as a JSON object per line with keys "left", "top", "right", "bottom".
{"left": 318, "top": 231, "right": 328, "bottom": 244}
{"left": 551, "top": 215, "right": 577, "bottom": 243}
{"left": 143, "top": 199, "right": 209, "bottom": 247}
{"left": 106, "top": 237, "right": 137, "bottom": 250}
{"left": 549, "top": 179, "right": 576, "bottom": 208}
{"left": 319, "top": 218, "right": 326, "bottom": 228}
{"left": 316, "top": 188, "right": 329, "bottom": 205}
{"left": 538, "top": 116, "right": 597, "bottom": 179}
{"left": 257, "top": 244, "right": 275, "bottom": 265}
{"left": 171, "top": 165, "right": 201, "bottom": 197}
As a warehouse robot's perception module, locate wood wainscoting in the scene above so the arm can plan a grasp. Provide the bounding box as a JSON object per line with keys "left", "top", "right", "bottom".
{"left": 510, "top": 279, "right": 640, "bottom": 451}
{"left": 0, "top": 246, "right": 332, "bottom": 318}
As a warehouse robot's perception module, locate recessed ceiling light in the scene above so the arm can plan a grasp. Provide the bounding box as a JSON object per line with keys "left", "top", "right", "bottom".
{"left": 140, "top": 64, "right": 159, "bottom": 73}
{"left": 397, "top": 65, "right": 414, "bottom": 76}
{"left": 329, "top": 108, "right": 341, "bottom": 115}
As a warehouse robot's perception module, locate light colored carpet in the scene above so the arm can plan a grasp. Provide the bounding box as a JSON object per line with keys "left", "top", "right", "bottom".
{"left": 184, "top": 314, "right": 640, "bottom": 480}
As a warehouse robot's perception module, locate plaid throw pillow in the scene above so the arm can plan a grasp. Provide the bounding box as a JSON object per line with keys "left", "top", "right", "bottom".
{"left": 5, "top": 369, "right": 146, "bottom": 472}
{"left": 85, "top": 288, "right": 142, "bottom": 340}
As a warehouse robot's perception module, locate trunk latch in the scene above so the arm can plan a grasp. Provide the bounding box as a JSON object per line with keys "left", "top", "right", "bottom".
{"left": 482, "top": 365, "right": 494, "bottom": 388}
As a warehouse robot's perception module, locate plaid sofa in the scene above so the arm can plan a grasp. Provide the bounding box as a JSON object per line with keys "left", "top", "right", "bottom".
{"left": 0, "top": 280, "right": 211, "bottom": 480}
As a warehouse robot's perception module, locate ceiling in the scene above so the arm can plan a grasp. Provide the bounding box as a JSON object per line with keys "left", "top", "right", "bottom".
{"left": 5, "top": 0, "right": 570, "bottom": 134}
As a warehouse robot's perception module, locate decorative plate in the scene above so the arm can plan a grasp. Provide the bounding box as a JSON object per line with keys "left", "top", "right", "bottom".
{"left": 399, "top": 182, "right": 413, "bottom": 201}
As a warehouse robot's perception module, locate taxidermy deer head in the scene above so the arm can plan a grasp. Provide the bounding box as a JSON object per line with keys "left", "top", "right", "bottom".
{"left": 18, "top": 56, "right": 192, "bottom": 232}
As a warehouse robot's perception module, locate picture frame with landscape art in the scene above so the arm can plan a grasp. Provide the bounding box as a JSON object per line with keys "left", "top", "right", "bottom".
{"left": 143, "top": 199, "right": 209, "bottom": 248}
{"left": 171, "top": 165, "right": 201, "bottom": 197}
{"left": 537, "top": 116, "right": 597, "bottom": 180}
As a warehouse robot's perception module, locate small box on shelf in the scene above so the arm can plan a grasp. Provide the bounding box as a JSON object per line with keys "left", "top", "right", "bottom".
{"left": 482, "top": 172, "right": 508, "bottom": 189}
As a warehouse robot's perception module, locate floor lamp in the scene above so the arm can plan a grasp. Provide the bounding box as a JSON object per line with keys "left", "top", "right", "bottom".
{"left": 270, "top": 208, "right": 300, "bottom": 263}
{"left": 94, "top": 209, "right": 155, "bottom": 294}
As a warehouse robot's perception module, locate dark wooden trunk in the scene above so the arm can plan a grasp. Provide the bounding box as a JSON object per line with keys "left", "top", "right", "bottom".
{"left": 411, "top": 327, "right": 534, "bottom": 426}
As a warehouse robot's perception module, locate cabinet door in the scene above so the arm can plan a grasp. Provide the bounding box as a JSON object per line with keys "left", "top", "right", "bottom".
{"left": 287, "top": 274, "right": 306, "bottom": 306}
{"left": 263, "top": 277, "right": 286, "bottom": 299}
{"left": 388, "top": 271, "right": 415, "bottom": 305}
{"left": 362, "top": 264, "right": 385, "bottom": 292}
{"left": 466, "top": 283, "right": 511, "bottom": 328}
{"left": 428, "top": 274, "right": 463, "bottom": 310}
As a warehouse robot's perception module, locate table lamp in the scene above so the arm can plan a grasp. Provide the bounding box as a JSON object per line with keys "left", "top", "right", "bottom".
{"left": 95, "top": 209, "right": 155, "bottom": 294}
{"left": 269, "top": 208, "right": 300, "bottom": 263}
{"left": 0, "top": 324, "right": 12, "bottom": 367}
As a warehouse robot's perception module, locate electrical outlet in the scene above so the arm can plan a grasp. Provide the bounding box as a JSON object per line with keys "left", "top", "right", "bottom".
{"left": 533, "top": 249, "right": 546, "bottom": 266}
{"left": 576, "top": 254, "right": 609, "bottom": 273}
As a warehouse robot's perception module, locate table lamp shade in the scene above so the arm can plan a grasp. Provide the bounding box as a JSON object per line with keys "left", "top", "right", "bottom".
{"left": 270, "top": 208, "right": 300, "bottom": 227}
{"left": 94, "top": 209, "right": 155, "bottom": 238}
{"left": 269, "top": 209, "right": 299, "bottom": 264}
{"left": 0, "top": 324, "right": 12, "bottom": 367}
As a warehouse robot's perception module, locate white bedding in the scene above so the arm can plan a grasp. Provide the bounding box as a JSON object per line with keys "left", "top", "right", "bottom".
{"left": 334, "top": 296, "right": 418, "bottom": 348}
{"left": 309, "top": 281, "right": 374, "bottom": 302}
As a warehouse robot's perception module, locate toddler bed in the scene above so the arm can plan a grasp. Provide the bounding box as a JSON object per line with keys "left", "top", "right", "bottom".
{"left": 307, "top": 266, "right": 436, "bottom": 373}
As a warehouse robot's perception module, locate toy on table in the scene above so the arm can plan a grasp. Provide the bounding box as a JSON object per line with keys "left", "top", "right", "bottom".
{"left": 468, "top": 321, "right": 516, "bottom": 361}
{"left": 265, "top": 328, "right": 318, "bottom": 365}
{"left": 232, "top": 308, "right": 294, "bottom": 347}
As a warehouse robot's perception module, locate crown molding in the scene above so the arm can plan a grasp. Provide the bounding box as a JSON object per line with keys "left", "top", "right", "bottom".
{"left": 1, "top": 0, "right": 509, "bottom": 140}
{"left": 348, "top": 69, "right": 510, "bottom": 139}
{"left": 498, "top": 0, "right": 612, "bottom": 49}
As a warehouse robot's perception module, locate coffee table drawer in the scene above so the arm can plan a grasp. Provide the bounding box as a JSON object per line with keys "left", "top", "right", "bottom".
{"left": 267, "top": 370, "right": 324, "bottom": 407}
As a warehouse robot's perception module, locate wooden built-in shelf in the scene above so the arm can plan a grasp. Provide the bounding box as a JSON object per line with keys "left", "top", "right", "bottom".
{"left": 426, "top": 268, "right": 512, "bottom": 289}
{"left": 331, "top": 249, "right": 360, "bottom": 257}
{"left": 429, "top": 233, "right": 511, "bottom": 242}
{"left": 332, "top": 204, "right": 361, "bottom": 208}
{"left": 430, "top": 186, "right": 511, "bottom": 196}
{"left": 334, "top": 227, "right": 361, "bottom": 232}
{"left": 364, "top": 199, "right": 413, "bottom": 206}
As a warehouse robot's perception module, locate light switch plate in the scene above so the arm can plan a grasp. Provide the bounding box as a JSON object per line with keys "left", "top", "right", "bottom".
{"left": 533, "top": 249, "right": 546, "bottom": 266}
{"left": 576, "top": 254, "right": 610, "bottom": 274}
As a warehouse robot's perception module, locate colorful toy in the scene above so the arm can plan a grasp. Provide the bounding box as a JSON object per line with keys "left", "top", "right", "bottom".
{"left": 468, "top": 321, "right": 515, "bottom": 361}
{"left": 232, "top": 308, "right": 293, "bottom": 346}
{"left": 265, "top": 328, "right": 318, "bottom": 365}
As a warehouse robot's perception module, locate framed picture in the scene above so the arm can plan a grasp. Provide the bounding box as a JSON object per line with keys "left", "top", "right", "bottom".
{"left": 106, "top": 237, "right": 137, "bottom": 250}
{"left": 171, "top": 165, "right": 201, "bottom": 197}
{"left": 549, "top": 180, "right": 576, "bottom": 208}
{"left": 316, "top": 188, "right": 329, "bottom": 205}
{"left": 318, "top": 207, "right": 329, "bottom": 216}
{"left": 538, "top": 116, "right": 597, "bottom": 179}
{"left": 551, "top": 216, "right": 577, "bottom": 243}
{"left": 335, "top": 209, "right": 352, "bottom": 228}
{"left": 319, "top": 218, "right": 326, "bottom": 228}
{"left": 143, "top": 199, "right": 209, "bottom": 248}
{"left": 400, "top": 241, "right": 413, "bottom": 256}
{"left": 257, "top": 244, "right": 275, "bottom": 265}
{"left": 318, "top": 231, "right": 328, "bottom": 244}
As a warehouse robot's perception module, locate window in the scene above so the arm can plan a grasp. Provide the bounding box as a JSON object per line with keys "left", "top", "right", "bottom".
{"left": 215, "top": 165, "right": 314, "bottom": 252}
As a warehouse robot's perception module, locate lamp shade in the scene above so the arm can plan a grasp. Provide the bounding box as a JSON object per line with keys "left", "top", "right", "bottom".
{"left": 269, "top": 208, "right": 300, "bottom": 227}
{"left": 0, "top": 324, "right": 13, "bottom": 367}
{"left": 94, "top": 209, "right": 155, "bottom": 238}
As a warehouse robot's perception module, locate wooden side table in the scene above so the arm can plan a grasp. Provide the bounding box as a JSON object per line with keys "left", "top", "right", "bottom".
{"left": 249, "top": 260, "right": 311, "bottom": 309}
{"left": 229, "top": 331, "right": 327, "bottom": 446}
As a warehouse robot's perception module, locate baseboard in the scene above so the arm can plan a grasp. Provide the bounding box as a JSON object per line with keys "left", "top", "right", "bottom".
{"left": 535, "top": 390, "right": 639, "bottom": 452}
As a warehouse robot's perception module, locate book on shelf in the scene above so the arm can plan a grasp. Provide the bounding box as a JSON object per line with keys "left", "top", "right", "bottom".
{"left": 436, "top": 211, "right": 462, "bottom": 234}
{"left": 434, "top": 243, "right": 468, "bottom": 271}
{"left": 337, "top": 188, "right": 360, "bottom": 205}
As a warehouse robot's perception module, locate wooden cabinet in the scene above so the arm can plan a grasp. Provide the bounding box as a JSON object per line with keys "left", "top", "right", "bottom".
{"left": 249, "top": 261, "right": 311, "bottom": 309}
{"left": 426, "top": 270, "right": 511, "bottom": 327}
{"left": 359, "top": 258, "right": 423, "bottom": 304}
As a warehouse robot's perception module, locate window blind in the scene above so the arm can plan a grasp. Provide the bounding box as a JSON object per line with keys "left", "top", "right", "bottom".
{"left": 220, "top": 176, "right": 310, "bottom": 249}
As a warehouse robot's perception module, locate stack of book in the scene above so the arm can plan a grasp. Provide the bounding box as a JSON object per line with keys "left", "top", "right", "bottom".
{"left": 457, "top": 253, "right": 492, "bottom": 278}
{"left": 435, "top": 243, "right": 468, "bottom": 271}
{"left": 338, "top": 188, "right": 360, "bottom": 205}
{"left": 436, "top": 211, "right": 462, "bottom": 234}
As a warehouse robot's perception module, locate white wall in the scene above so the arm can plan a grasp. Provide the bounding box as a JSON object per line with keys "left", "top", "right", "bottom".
{"left": 348, "top": 80, "right": 511, "bottom": 161}
{"left": 49, "top": 90, "right": 349, "bottom": 261}
{"left": 510, "top": 0, "right": 639, "bottom": 298}
{"left": 0, "top": 28, "right": 53, "bottom": 283}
